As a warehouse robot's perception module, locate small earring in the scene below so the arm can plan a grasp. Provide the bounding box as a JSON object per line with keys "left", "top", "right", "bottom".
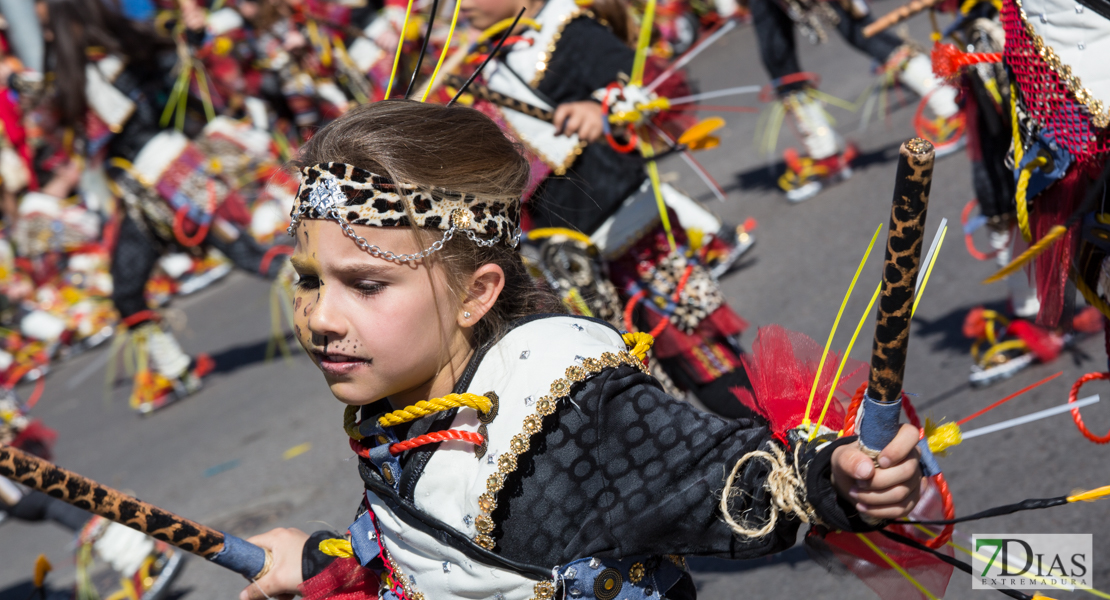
{"left": 463, "top": 311, "right": 472, "bottom": 319}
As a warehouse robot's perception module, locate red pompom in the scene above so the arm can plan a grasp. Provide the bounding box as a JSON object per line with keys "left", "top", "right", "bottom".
{"left": 1008, "top": 319, "right": 1064, "bottom": 362}
{"left": 931, "top": 42, "right": 963, "bottom": 79}
{"left": 963, "top": 307, "right": 987, "bottom": 339}
{"left": 1072, "top": 306, "right": 1104, "bottom": 334}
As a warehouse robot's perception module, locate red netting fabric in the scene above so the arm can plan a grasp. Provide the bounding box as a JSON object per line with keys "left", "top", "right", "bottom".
{"left": 731, "top": 325, "right": 867, "bottom": 437}
{"left": 818, "top": 483, "right": 955, "bottom": 600}
{"left": 1002, "top": 0, "right": 1110, "bottom": 158}
{"left": 299, "top": 557, "right": 380, "bottom": 600}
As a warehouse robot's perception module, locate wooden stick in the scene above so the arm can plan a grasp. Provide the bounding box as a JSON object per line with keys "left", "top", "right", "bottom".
{"left": 862, "top": 0, "right": 948, "bottom": 38}
{"left": 0, "top": 445, "right": 270, "bottom": 579}
{"left": 859, "top": 138, "right": 935, "bottom": 453}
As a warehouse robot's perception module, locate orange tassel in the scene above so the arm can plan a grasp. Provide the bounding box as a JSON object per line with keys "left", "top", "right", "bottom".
{"left": 931, "top": 42, "right": 1002, "bottom": 79}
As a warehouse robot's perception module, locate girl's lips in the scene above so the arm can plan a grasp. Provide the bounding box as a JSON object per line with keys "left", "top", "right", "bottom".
{"left": 314, "top": 352, "right": 371, "bottom": 376}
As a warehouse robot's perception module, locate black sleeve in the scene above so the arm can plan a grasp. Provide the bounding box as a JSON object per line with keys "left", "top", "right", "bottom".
{"left": 301, "top": 529, "right": 342, "bottom": 581}
{"left": 535, "top": 18, "right": 635, "bottom": 104}
{"left": 495, "top": 365, "right": 805, "bottom": 564}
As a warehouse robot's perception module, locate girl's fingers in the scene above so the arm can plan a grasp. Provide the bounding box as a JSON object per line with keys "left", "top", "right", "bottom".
{"left": 856, "top": 455, "right": 921, "bottom": 491}
{"left": 852, "top": 481, "right": 918, "bottom": 506}
{"left": 877, "top": 424, "right": 921, "bottom": 468}
{"left": 857, "top": 494, "right": 919, "bottom": 520}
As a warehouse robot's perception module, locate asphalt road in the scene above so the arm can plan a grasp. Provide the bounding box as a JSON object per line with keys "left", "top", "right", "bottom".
{"left": 2, "top": 5, "right": 1109, "bottom": 599}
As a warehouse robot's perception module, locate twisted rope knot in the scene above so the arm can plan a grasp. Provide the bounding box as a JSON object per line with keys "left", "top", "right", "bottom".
{"left": 622, "top": 331, "right": 655, "bottom": 361}
{"left": 720, "top": 443, "right": 819, "bottom": 538}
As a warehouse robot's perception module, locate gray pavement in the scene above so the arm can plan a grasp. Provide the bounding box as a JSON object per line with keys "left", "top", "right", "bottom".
{"left": 2, "top": 5, "right": 1109, "bottom": 598}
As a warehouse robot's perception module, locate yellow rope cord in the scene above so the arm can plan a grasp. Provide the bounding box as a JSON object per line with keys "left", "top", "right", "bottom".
{"left": 476, "top": 15, "right": 540, "bottom": 41}
{"left": 622, "top": 332, "right": 654, "bottom": 361}
{"left": 527, "top": 227, "right": 594, "bottom": 245}
{"left": 384, "top": 0, "right": 416, "bottom": 99}
{"left": 630, "top": 0, "right": 656, "bottom": 86}
{"left": 1073, "top": 267, "right": 1110, "bottom": 319}
{"left": 319, "top": 538, "right": 355, "bottom": 558}
{"left": 379, "top": 393, "right": 492, "bottom": 427}
{"left": 855, "top": 533, "right": 940, "bottom": 600}
{"left": 421, "top": 0, "right": 463, "bottom": 101}
{"left": 982, "top": 224, "right": 1067, "bottom": 284}
{"left": 979, "top": 339, "right": 1030, "bottom": 366}
{"left": 803, "top": 224, "right": 883, "bottom": 430}
{"left": 343, "top": 405, "right": 364, "bottom": 440}
{"left": 1015, "top": 156, "right": 1046, "bottom": 242}
{"left": 641, "top": 140, "right": 677, "bottom": 251}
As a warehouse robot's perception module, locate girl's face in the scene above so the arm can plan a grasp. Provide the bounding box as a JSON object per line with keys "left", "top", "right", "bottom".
{"left": 460, "top": 0, "right": 542, "bottom": 32}
{"left": 291, "top": 220, "right": 470, "bottom": 408}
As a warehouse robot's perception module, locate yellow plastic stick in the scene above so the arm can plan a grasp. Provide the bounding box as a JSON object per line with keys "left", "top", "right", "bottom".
{"left": 422, "top": 0, "right": 463, "bottom": 101}
{"left": 640, "top": 140, "right": 677, "bottom": 251}
{"left": 911, "top": 225, "right": 946, "bottom": 317}
{"left": 812, "top": 281, "right": 882, "bottom": 439}
{"left": 802, "top": 224, "right": 883, "bottom": 429}
{"left": 385, "top": 0, "right": 417, "bottom": 99}
{"left": 855, "top": 533, "right": 939, "bottom": 600}
{"left": 630, "top": 0, "right": 656, "bottom": 86}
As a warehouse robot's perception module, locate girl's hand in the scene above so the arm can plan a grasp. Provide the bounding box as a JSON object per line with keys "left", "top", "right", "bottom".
{"left": 553, "top": 101, "right": 604, "bottom": 142}
{"left": 831, "top": 424, "right": 925, "bottom": 521}
{"left": 238, "top": 527, "right": 310, "bottom": 600}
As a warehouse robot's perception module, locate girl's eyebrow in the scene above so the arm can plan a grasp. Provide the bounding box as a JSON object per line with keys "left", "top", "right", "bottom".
{"left": 331, "top": 263, "right": 395, "bottom": 278}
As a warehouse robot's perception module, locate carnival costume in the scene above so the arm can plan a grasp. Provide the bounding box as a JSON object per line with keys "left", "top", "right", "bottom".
{"left": 460, "top": 0, "right": 755, "bottom": 417}
{"left": 752, "top": 0, "right": 962, "bottom": 201}
{"left": 283, "top": 154, "right": 872, "bottom": 600}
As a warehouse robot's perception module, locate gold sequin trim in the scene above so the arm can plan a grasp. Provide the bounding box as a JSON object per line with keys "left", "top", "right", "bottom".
{"left": 1013, "top": 0, "right": 1110, "bottom": 128}
{"left": 381, "top": 545, "right": 425, "bottom": 600}
{"left": 629, "top": 562, "right": 646, "bottom": 584}
{"left": 497, "top": 113, "right": 585, "bottom": 176}
{"left": 530, "top": 10, "right": 593, "bottom": 87}
{"left": 472, "top": 350, "right": 648, "bottom": 551}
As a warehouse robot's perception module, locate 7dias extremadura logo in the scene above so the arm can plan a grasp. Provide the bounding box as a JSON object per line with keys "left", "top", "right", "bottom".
{"left": 972, "top": 534, "right": 1093, "bottom": 591}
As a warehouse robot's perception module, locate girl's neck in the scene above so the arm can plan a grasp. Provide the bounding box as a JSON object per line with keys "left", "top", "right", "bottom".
{"left": 387, "top": 337, "right": 476, "bottom": 409}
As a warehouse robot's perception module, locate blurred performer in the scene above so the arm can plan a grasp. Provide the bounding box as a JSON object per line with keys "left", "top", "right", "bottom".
{"left": 1, "top": 388, "right": 183, "bottom": 599}
{"left": 458, "top": 0, "right": 758, "bottom": 417}
{"left": 34, "top": 0, "right": 288, "bottom": 412}
{"left": 753, "top": 0, "right": 961, "bottom": 201}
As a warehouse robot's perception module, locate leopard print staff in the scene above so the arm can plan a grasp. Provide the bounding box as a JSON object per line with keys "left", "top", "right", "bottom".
{"left": 0, "top": 445, "right": 272, "bottom": 580}
{"left": 857, "top": 138, "right": 935, "bottom": 458}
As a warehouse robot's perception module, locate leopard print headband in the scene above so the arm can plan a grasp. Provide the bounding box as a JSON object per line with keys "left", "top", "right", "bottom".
{"left": 289, "top": 163, "right": 522, "bottom": 262}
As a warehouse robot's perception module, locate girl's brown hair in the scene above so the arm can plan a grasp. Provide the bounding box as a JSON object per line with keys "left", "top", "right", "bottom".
{"left": 297, "top": 100, "right": 565, "bottom": 347}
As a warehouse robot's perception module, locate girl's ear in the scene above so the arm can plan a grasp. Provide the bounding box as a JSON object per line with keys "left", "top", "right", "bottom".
{"left": 460, "top": 263, "right": 505, "bottom": 327}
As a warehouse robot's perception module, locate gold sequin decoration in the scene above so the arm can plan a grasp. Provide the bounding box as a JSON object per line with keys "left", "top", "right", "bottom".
{"left": 1013, "top": 0, "right": 1110, "bottom": 129}
{"left": 534, "top": 581, "right": 557, "bottom": 599}
{"left": 475, "top": 514, "right": 495, "bottom": 534}
{"left": 629, "top": 562, "right": 646, "bottom": 584}
{"left": 530, "top": 10, "right": 593, "bottom": 87}
{"left": 471, "top": 349, "right": 646, "bottom": 551}
{"left": 535, "top": 396, "right": 556, "bottom": 416}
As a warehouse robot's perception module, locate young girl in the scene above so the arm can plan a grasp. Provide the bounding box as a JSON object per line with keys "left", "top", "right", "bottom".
{"left": 240, "top": 100, "right": 924, "bottom": 600}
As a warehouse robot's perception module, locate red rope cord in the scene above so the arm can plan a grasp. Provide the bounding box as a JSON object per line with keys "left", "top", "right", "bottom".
{"left": 624, "top": 290, "right": 648, "bottom": 332}
{"left": 602, "top": 84, "right": 638, "bottom": 154}
{"left": 259, "top": 245, "right": 294, "bottom": 276}
{"left": 349, "top": 430, "right": 486, "bottom": 458}
{"left": 121, "top": 309, "right": 160, "bottom": 328}
{"left": 961, "top": 198, "right": 999, "bottom": 261}
{"left": 172, "top": 179, "right": 216, "bottom": 247}
{"left": 1069, "top": 372, "right": 1110, "bottom": 443}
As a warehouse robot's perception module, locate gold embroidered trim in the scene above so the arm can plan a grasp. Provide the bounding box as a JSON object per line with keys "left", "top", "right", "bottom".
{"left": 472, "top": 350, "right": 649, "bottom": 552}
{"left": 1013, "top": 0, "right": 1110, "bottom": 129}
{"left": 497, "top": 107, "right": 585, "bottom": 175}
{"left": 530, "top": 10, "right": 594, "bottom": 88}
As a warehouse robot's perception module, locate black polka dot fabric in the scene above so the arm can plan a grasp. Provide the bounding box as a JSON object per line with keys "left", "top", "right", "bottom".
{"left": 493, "top": 365, "right": 801, "bottom": 565}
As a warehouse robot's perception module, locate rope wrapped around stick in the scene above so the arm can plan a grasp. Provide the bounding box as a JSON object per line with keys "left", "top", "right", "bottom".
{"left": 720, "top": 443, "right": 820, "bottom": 537}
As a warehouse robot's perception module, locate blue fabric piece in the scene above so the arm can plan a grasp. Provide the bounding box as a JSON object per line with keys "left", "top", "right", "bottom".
{"left": 118, "top": 0, "right": 155, "bottom": 20}
{"left": 358, "top": 419, "right": 403, "bottom": 491}
{"left": 209, "top": 533, "right": 268, "bottom": 579}
{"left": 916, "top": 438, "right": 942, "bottom": 477}
{"left": 1014, "top": 127, "right": 1072, "bottom": 200}
{"left": 348, "top": 511, "right": 380, "bottom": 568}
{"left": 857, "top": 391, "right": 902, "bottom": 453}
{"left": 556, "top": 556, "right": 686, "bottom": 599}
